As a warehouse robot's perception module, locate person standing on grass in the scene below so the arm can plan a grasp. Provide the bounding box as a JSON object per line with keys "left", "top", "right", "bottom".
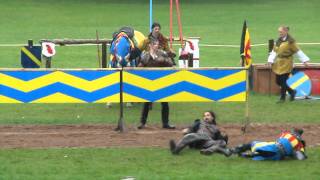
{"left": 144, "top": 22, "right": 176, "bottom": 65}
{"left": 169, "top": 111, "right": 231, "bottom": 156}
{"left": 267, "top": 26, "right": 310, "bottom": 103}
{"left": 137, "top": 39, "right": 175, "bottom": 129}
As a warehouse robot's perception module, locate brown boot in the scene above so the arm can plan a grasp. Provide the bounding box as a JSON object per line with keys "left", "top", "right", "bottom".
{"left": 169, "top": 140, "right": 177, "bottom": 155}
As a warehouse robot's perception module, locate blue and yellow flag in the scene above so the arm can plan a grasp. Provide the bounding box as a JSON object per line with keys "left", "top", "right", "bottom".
{"left": 21, "top": 46, "right": 42, "bottom": 68}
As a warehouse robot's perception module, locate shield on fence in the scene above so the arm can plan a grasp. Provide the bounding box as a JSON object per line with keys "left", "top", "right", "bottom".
{"left": 41, "top": 42, "right": 56, "bottom": 57}
{"left": 286, "top": 71, "right": 312, "bottom": 97}
{"left": 21, "top": 46, "right": 42, "bottom": 68}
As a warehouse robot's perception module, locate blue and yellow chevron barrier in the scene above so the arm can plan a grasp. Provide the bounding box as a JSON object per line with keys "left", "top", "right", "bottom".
{"left": 0, "top": 69, "right": 120, "bottom": 103}
{"left": 123, "top": 68, "right": 247, "bottom": 102}
{"left": 0, "top": 68, "right": 247, "bottom": 103}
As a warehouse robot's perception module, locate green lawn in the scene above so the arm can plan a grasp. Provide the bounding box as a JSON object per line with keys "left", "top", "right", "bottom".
{"left": 0, "top": 93, "right": 320, "bottom": 125}
{"left": 0, "top": 0, "right": 319, "bottom": 68}
{"left": 0, "top": 147, "right": 319, "bottom": 179}
{"left": 1, "top": 0, "right": 320, "bottom": 179}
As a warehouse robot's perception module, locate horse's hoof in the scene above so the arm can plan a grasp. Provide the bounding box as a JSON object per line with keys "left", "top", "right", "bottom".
{"left": 106, "top": 102, "right": 112, "bottom": 109}
{"left": 126, "top": 102, "right": 133, "bottom": 108}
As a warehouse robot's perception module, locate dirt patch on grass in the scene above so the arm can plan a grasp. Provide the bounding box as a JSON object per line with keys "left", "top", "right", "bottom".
{"left": 0, "top": 123, "right": 319, "bottom": 149}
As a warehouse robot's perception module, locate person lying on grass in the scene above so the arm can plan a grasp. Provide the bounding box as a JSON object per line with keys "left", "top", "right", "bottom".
{"left": 231, "top": 128, "right": 307, "bottom": 160}
{"left": 169, "top": 111, "right": 231, "bottom": 156}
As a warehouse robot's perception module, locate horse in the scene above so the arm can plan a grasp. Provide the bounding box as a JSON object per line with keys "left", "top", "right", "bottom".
{"left": 109, "top": 27, "right": 146, "bottom": 68}
{"left": 107, "top": 28, "right": 146, "bottom": 108}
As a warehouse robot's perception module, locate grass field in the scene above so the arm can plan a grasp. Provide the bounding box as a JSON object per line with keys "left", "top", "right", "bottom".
{"left": 0, "top": 148, "right": 320, "bottom": 179}
{"left": 1, "top": 93, "right": 320, "bottom": 125}
{"left": 0, "top": 0, "right": 319, "bottom": 68}
{"left": 0, "top": 147, "right": 320, "bottom": 179}
{"left": 1, "top": 0, "right": 320, "bottom": 179}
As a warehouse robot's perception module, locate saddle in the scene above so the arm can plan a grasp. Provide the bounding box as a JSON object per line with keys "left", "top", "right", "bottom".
{"left": 112, "top": 26, "right": 135, "bottom": 39}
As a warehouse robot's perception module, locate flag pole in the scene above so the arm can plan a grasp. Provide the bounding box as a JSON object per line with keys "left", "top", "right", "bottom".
{"left": 240, "top": 20, "right": 251, "bottom": 133}
{"left": 242, "top": 67, "right": 250, "bottom": 134}
{"left": 175, "top": 0, "right": 184, "bottom": 47}
{"left": 149, "top": 0, "right": 153, "bottom": 32}
{"left": 169, "top": 0, "right": 173, "bottom": 48}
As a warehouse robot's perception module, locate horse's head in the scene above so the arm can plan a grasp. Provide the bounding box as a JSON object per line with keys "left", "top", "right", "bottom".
{"left": 110, "top": 30, "right": 146, "bottom": 68}
{"left": 110, "top": 35, "right": 132, "bottom": 67}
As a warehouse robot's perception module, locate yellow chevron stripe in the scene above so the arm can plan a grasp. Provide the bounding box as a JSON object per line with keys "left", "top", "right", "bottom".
{"left": 94, "top": 93, "right": 148, "bottom": 103}
{"left": 21, "top": 47, "right": 41, "bottom": 66}
{"left": 156, "top": 91, "right": 212, "bottom": 102}
{"left": 252, "top": 142, "right": 275, "bottom": 152}
{"left": 31, "top": 93, "right": 86, "bottom": 103}
{"left": 290, "top": 75, "right": 309, "bottom": 89}
{"left": 0, "top": 71, "right": 120, "bottom": 92}
{"left": 219, "top": 92, "right": 246, "bottom": 102}
{"left": 123, "top": 93, "right": 149, "bottom": 102}
{"left": 0, "top": 95, "right": 23, "bottom": 103}
{"left": 94, "top": 93, "right": 120, "bottom": 103}
{"left": 124, "top": 70, "right": 246, "bottom": 91}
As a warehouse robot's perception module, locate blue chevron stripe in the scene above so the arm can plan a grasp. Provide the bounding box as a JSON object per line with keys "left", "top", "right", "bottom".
{"left": 190, "top": 69, "right": 241, "bottom": 79}
{"left": 65, "top": 70, "right": 118, "bottom": 80}
{"left": 1, "top": 70, "right": 118, "bottom": 81}
{"left": 123, "top": 81, "right": 246, "bottom": 101}
{"left": 0, "top": 83, "right": 120, "bottom": 103}
{"left": 1, "top": 71, "right": 52, "bottom": 81}
{"left": 126, "top": 69, "right": 178, "bottom": 80}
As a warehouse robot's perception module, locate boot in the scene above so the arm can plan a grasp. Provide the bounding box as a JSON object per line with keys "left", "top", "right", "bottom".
{"left": 170, "top": 140, "right": 187, "bottom": 155}
{"left": 174, "top": 143, "right": 186, "bottom": 154}
{"left": 277, "top": 87, "right": 286, "bottom": 103}
{"left": 218, "top": 147, "right": 232, "bottom": 157}
{"left": 290, "top": 90, "right": 297, "bottom": 101}
{"left": 169, "top": 140, "right": 177, "bottom": 154}
{"left": 200, "top": 146, "right": 232, "bottom": 157}
{"left": 231, "top": 143, "right": 251, "bottom": 155}
{"left": 137, "top": 123, "right": 145, "bottom": 129}
{"left": 163, "top": 124, "right": 175, "bottom": 129}
{"left": 241, "top": 151, "right": 258, "bottom": 158}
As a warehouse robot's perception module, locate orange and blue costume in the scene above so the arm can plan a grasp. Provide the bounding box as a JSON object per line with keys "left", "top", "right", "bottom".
{"left": 232, "top": 129, "right": 307, "bottom": 160}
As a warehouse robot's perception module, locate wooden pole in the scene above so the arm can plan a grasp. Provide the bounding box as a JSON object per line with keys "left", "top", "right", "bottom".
{"left": 40, "top": 39, "right": 112, "bottom": 45}
{"left": 102, "top": 43, "right": 107, "bottom": 68}
{"left": 115, "top": 68, "right": 125, "bottom": 132}
{"left": 169, "top": 0, "right": 173, "bottom": 48}
{"left": 28, "top": 39, "right": 33, "bottom": 48}
{"left": 96, "top": 30, "right": 101, "bottom": 68}
{"left": 268, "top": 39, "right": 274, "bottom": 96}
{"left": 45, "top": 57, "right": 51, "bottom": 68}
{"left": 40, "top": 37, "right": 196, "bottom": 46}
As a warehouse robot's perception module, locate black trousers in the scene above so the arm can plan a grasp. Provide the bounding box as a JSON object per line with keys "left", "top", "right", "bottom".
{"left": 275, "top": 73, "right": 294, "bottom": 100}
{"left": 140, "top": 102, "right": 169, "bottom": 126}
